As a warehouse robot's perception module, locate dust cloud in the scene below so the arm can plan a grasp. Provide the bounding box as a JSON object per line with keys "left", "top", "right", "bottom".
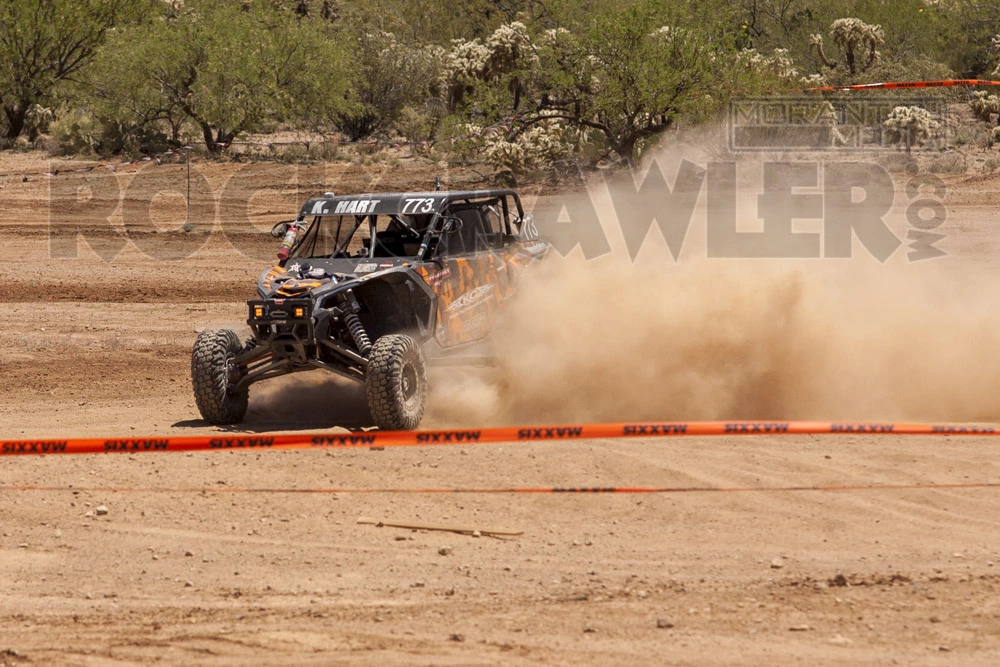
{"left": 428, "top": 146, "right": 1000, "bottom": 427}
{"left": 460, "top": 254, "right": 1000, "bottom": 425}
{"left": 247, "top": 372, "right": 371, "bottom": 428}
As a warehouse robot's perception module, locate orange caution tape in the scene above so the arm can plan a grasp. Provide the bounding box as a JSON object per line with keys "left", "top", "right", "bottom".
{"left": 1, "top": 421, "right": 999, "bottom": 457}
{"left": 801, "top": 79, "right": 1000, "bottom": 92}
{"left": 3, "top": 481, "right": 999, "bottom": 495}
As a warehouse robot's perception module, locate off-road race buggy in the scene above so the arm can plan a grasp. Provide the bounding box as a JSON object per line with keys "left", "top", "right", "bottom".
{"left": 191, "top": 189, "right": 548, "bottom": 430}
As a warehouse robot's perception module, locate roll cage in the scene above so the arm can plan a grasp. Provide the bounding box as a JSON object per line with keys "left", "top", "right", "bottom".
{"left": 287, "top": 190, "right": 526, "bottom": 262}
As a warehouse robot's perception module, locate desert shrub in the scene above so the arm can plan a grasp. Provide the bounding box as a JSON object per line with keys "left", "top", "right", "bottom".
{"left": 927, "top": 153, "right": 966, "bottom": 174}
{"left": 333, "top": 32, "right": 445, "bottom": 141}
{"left": 48, "top": 107, "right": 104, "bottom": 154}
{"left": 394, "top": 106, "right": 443, "bottom": 144}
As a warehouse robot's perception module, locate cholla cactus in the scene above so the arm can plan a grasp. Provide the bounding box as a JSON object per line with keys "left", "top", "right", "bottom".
{"left": 971, "top": 90, "right": 1000, "bottom": 123}
{"left": 991, "top": 34, "right": 1000, "bottom": 75}
{"left": 25, "top": 104, "right": 54, "bottom": 128}
{"left": 443, "top": 22, "right": 530, "bottom": 85}
{"left": 542, "top": 27, "right": 571, "bottom": 45}
{"left": 650, "top": 26, "right": 690, "bottom": 42}
{"left": 441, "top": 22, "right": 533, "bottom": 112}
{"left": 22, "top": 104, "right": 54, "bottom": 141}
{"left": 445, "top": 39, "right": 492, "bottom": 85}
{"left": 483, "top": 21, "right": 531, "bottom": 78}
{"left": 768, "top": 48, "right": 798, "bottom": 80}
{"left": 986, "top": 127, "right": 1000, "bottom": 148}
{"left": 812, "top": 18, "right": 883, "bottom": 75}
{"left": 799, "top": 72, "right": 828, "bottom": 86}
{"left": 733, "top": 48, "right": 799, "bottom": 80}
{"left": 481, "top": 119, "right": 575, "bottom": 177}
{"left": 883, "top": 106, "right": 939, "bottom": 152}
{"left": 161, "top": 0, "right": 184, "bottom": 18}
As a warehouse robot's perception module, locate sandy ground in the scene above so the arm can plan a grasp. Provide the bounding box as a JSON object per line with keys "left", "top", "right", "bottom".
{"left": 2, "top": 149, "right": 1000, "bottom": 665}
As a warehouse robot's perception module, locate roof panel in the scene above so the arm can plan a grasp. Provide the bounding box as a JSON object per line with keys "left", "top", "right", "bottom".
{"left": 297, "top": 190, "right": 517, "bottom": 217}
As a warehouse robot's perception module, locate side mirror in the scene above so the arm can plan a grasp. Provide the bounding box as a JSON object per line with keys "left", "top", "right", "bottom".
{"left": 270, "top": 221, "right": 290, "bottom": 238}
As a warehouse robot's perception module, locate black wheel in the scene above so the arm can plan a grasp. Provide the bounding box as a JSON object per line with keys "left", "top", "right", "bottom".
{"left": 366, "top": 334, "right": 427, "bottom": 430}
{"left": 191, "top": 329, "right": 248, "bottom": 425}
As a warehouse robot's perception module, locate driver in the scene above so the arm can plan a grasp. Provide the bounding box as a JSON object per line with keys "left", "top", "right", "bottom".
{"left": 387, "top": 214, "right": 430, "bottom": 237}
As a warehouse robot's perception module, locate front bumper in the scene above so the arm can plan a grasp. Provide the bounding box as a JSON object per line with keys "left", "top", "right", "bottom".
{"left": 247, "top": 298, "right": 315, "bottom": 347}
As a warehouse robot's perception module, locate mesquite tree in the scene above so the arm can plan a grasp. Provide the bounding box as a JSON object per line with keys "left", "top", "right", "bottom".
{"left": 0, "top": 0, "right": 136, "bottom": 142}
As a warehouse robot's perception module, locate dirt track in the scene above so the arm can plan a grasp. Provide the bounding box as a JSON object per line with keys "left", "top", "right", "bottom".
{"left": 3, "top": 151, "right": 1000, "bottom": 665}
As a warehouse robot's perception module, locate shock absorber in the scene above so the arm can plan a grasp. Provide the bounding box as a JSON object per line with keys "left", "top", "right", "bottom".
{"left": 340, "top": 290, "right": 372, "bottom": 356}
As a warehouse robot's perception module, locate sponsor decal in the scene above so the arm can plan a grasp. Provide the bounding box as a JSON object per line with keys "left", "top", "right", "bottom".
{"left": 310, "top": 434, "right": 378, "bottom": 447}
{"left": 425, "top": 266, "right": 452, "bottom": 286}
{"left": 445, "top": 284, "right": 496, "bottom": 313}
{"left": 354, "top": 263, "right": 378, "bottom": 273}
{"left": 103, "top": 439, "right": 169, "bottom": 452}
{"left": 208, "top": 437, "right": 275, "bottom": 449}
{"left": 931, "top": 425, "right": 997, "bottom": 434}
{"left": 460, "top": 312, "right": 487, "bottom": 330}
{"left": 516, "top": 426, "right": 584, "bottom": 440}
{"left": 2, "top": 441, "right": 68, "bottom": 454}
{"left": 828, "top": 423, "right": 895, "bottom": 433}
{"left": 378, "top": 260, "right": 394, "bottom": 270}
{"left": 623, "top": 424, "right": 689, "bottom": 435}
{"left": 724, "top": 422, "right": 791, "bottom": 433}
{"left": 415, "top": 431, "right": 482, "bottom": 443}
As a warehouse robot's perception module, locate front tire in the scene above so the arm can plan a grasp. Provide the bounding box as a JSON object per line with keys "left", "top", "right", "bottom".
{"left": 366, "top": 334, "right": 427, "bottom": 430}
{"left": 192, "top": 329, "right": 249, "bottom": 425}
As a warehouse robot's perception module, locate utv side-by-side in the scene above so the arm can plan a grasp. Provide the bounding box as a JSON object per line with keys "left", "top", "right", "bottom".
{"left": 191, "top": 189, "right": 548, "bottom": 430}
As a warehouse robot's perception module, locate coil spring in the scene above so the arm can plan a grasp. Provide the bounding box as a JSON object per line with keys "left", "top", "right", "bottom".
{"left": 343, "top": 311, "right": 372, "bottom": 356}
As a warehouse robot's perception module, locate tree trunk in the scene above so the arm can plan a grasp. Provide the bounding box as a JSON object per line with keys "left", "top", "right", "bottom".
{"left": 616, "top": 135, "right": 638, "bottom": 167}
{"left": 200, "top": 121, "right": 217, "bottom": 152}
{"left": 199, "top": 122, "right": 235, "bottom": 153}
{"left": 3, "top": 104, "right": 27, "bottom": 141}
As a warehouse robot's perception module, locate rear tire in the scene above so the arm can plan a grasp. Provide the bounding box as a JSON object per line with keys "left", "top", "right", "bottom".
{"left": 366, "top": 334, "right": 427, "bottom": 430}
{"left": 192, "top": 329, "right": 249, "bottom": 425}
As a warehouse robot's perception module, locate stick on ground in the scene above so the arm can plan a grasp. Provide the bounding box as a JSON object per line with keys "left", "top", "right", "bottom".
{"left": 357, "top": 516, "right": 523, "bottom": 537}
